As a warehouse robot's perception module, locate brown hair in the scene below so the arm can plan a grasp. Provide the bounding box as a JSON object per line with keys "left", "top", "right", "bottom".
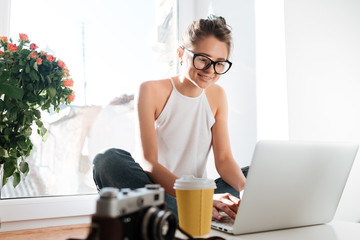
{"left": 180, "top": 16, "right": 232, "bottom": 56}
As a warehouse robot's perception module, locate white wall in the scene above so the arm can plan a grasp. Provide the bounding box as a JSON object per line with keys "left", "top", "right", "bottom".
{"left": 0, "top": 0, "right": 10, "bottom": 36}
{"left": 179, "top": 0, "right": 257, "bottom": 178}
{"left": 210, "top": 0, "right": 257, "bottom": 172}
{"left": 255, "top": 0, "right": 288, "bottom": 140}
{"left": 285, "top": 0, "right": 360, "bottom": 222}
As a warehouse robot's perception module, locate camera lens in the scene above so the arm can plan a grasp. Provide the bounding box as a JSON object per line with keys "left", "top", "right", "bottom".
{"left": 142, "top": 207, "right": 177, "bottom": 240}
{"left": 154, "top": 210, "right": 177, "bottom": 240}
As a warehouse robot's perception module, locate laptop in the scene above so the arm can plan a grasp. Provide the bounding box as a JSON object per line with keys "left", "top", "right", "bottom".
{"left": 211, "top": 140, "right": 359, "bottom": 235}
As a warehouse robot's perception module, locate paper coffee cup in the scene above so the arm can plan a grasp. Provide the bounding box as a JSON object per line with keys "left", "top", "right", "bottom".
{"left": 174, "top": 175, "right": 216, "bottom": 236}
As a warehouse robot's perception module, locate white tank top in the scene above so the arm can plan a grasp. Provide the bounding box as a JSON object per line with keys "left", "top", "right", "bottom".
{"left": 155, "top": 78, "right": 215, "bottom": 178}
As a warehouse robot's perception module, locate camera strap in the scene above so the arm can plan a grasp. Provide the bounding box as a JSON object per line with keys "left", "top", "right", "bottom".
{"left": 175, "top": 226, "right": 226, "bottom": 240}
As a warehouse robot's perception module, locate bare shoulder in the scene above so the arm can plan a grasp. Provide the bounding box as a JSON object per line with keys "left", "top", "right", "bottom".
{"left": 205, "top": 84, "right": 227, "bottom": 115}
{"left": 206, "top": 84, "right": 226, "bottom": 99}
{"left": 138, "top": 78, "right": 173, "bottom": 118}
{"left": 139, "top": 78, "right": 172, "bottom": 96}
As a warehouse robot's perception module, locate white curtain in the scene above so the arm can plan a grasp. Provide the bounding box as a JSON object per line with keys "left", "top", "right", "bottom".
{"left": 0, "top": 0, "right": 11, "bottom": 36}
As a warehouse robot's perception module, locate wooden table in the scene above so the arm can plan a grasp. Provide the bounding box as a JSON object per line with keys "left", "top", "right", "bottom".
{"left": 0, "top": 224, "right": 90, "bottom": 240}
{"left": 0, "top": 221, "right": 359, "bottom": 240}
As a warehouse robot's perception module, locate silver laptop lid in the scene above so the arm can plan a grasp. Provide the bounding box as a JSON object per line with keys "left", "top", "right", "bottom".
{"left": 233, "top": 140, "right": 358, "bottom": 234}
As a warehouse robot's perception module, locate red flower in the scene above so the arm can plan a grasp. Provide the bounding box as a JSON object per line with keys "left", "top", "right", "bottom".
{"left": 0, "top": 36, "right": 8, "bottom": 42}
{"left": 63, "top": 78, "right": 74, "bottom": 87}
{"left": 62, "top": 67, "right": 69, "bottom": 77}
{"left": 19, "top": 33, "right": 29, "bottom": 41}
{"left": 36, "top": 58, "right": 42, "bottom": 65}
{"left": 68, "top": 91, "right": 75, "bottom": 102}
{"left": 0, "top": 50, "right": 3, "bottom": 55}
{"left": 29, "top": 52, "right": 37, "bottom": 59}
{"left": 30, "top": 43, "right": 38, "bottom": 50}
{"left": 46, "top": 54, "right": 55, "bottom": 62}
{"left": 57, "top": 59, "right": 66, "bottom": 68}
{"left": 41, "top": 51, "right": 47, "bottom": 56}
{"left": 8, "top": 43, "right": 17, "bottom": 52}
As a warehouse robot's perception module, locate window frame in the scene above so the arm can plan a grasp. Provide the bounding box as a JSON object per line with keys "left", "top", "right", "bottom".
{"left": 0, "top": 0, "right": 180, "bottom": 231}
{"left": 0, "top": 0, "right": 98, "bottom": 231}
{"left": 0, "top": 194, "right": 98, "bottom": 232}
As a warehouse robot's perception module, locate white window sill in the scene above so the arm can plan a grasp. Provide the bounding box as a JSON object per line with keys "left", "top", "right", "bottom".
{"left": 0, "top": 194, "right": 98, "bottom": 232}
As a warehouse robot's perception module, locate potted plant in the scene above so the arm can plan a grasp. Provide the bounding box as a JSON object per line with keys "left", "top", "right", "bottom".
{"left": 0, "top": 33, "right": 75, "bottom": 189}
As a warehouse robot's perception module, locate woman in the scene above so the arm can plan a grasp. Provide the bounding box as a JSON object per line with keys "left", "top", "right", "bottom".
{"left": 93, "top": 15, "right": 248, "bottom": 221}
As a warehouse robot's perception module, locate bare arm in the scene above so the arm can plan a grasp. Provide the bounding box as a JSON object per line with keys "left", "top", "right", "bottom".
{"left": 136, "top": 81, "right": 178, "bottom": 196}
{"left": 211, "top": 87, "right": 246, "bottom": 192}
{"left": 209, "top": 86, "right": 246, "bottom": 220}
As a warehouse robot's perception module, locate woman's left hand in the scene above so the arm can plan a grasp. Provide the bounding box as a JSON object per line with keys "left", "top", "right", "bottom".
{"left": 212, "top": 193, "right": 240, "bottom": 220}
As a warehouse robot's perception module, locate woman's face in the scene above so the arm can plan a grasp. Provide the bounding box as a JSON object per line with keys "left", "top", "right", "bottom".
{"left": 181, "top": 35, "right": 229, "bottom": 89}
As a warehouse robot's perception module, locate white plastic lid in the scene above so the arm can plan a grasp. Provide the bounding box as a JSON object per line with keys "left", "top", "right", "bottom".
{"left": 173, "top": 175, "right": 217, "bottom": 190}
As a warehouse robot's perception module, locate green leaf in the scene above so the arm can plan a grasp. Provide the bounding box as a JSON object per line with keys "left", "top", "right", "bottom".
{"left": 4, "top": 161, "right": 16, "bottom": 178}
{"left": 0, "top": 83, "right": 24, "bottom": 100}
{"left": 26, "top": 83, "right": 34, "bottom": 91}
{"left": 0, "top": 71, "right": 9, "bottom": 83}
{"left": 13, "top": 171, "right": 21, "bottom": 187}
{"left": 24, "top": 127, "right": 32, "bottom": 137}
{"left": 0, "top": 147, "right": 9, "bottom": 158}
{"left": 30, "top": 70, "right": 40, "bottom": 81}
{"left": 17, "top": 139, "right": 28, "bottom": 150}
{"left": 33, "top": 109, "right": 41, "bottom": 118}
{"left": 4, "top": 128, "right": 12, "bottom": 136}
{"left": 18, "top": 101, "right": 28, "bottom": 109}
{"left": 48, "top": 87, "right": 56, "bottom": 98}
{"left": 8, "top": 107, "right": 18, "bottom": 121}
{"left": 35, "top": 120, "right": 43, "bottom": 127}
{"left": 0, "top": 99, "right": 4, "bottom": 111}
{"left": 39, "top": 125, "right": 48, "bottom": 140}
{"left": 25, "top": 64, "right": 30, "bottom": 73}
{"left": 20, "top": 49, "right": 31, "bottom": 56}
{"left": 33, "top": 62, "right": 38, "bottom": 71}
{"left": 23, "top": 141, "right": 33, "bottom": 157}
{"left": 40, "top": 74, "right": 45, "bottom": 83}
{"left": 19, "top": 59, "right": 26, "bottom": 66}
{"left": 2, "top": 176, "right": 8, "bottom": 187}
{"left": 19, "top": 161, "right": 29, "bottom": 175}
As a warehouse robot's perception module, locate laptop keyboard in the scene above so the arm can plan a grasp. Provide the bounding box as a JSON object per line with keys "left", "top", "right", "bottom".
{"left": 211, "top": 213, "right": 235, "bottom": 232}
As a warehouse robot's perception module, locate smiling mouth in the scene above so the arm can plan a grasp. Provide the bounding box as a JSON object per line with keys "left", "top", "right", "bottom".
{"left": 198, "top": 73, "right": 213, "bottom": 81}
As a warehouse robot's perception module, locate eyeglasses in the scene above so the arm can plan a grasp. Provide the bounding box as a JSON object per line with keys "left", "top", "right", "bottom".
{"left": 183, "top": 48, "right": 232, "bottom": 75}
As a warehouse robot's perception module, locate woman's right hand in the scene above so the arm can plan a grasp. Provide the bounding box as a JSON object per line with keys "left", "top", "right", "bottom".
{"left": 212, "top": 193, "right": 240, "bottom": 220}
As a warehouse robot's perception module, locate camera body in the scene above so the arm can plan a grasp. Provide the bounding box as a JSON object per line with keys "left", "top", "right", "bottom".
{"left": 88, "top": 184, "right": 176, "bottom": 240}
{"left": 96, "top": 184, "right": 165, "bottom": 219}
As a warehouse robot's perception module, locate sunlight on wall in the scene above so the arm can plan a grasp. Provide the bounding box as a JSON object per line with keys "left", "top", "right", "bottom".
{"left": 285, "top": 0, "right": 360, "bottom": 222}
{"left": 9, "top": 0, "right": 176, "bottom": 106}
{"left": 255, "top": 0, "right": 288, "bottom": 141}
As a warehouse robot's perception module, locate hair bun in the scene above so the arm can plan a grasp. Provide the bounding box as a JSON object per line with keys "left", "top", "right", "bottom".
{"left": 207, "top": 14, "right": 227, "bottom": 25}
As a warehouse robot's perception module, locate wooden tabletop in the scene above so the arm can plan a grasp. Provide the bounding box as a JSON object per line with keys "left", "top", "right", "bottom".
{"left": 1, "top": 221, "right": 359, "bottom": 240}
{"left": 0, "top": 224, "right": 90, "bottom": 240}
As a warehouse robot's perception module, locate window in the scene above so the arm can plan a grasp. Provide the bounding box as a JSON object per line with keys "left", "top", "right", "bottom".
{"left": 1, "top": 0, "right": 177, "bottom": 198}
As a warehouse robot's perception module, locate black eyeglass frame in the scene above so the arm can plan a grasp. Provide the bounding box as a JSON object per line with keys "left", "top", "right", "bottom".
{"left": 183, "top": 48, "right": 232, "bottom": 75}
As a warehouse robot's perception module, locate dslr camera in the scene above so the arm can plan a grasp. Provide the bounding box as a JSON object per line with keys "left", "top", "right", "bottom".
{"left": 87, "top": 184, "right": 177, "bottom": 240}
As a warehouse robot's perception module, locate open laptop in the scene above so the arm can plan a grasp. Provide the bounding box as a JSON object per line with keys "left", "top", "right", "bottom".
{"left": 211, "top": 140, "right": 359, "bottom": 235}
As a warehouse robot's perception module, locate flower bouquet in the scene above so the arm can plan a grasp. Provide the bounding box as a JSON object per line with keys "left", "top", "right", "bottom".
{"left": 0, "top": 33, "right": 74, "bottom": 187}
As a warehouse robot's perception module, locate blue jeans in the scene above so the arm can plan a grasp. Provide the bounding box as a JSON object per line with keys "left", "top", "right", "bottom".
{"left": 93, "top": 148, "right": 249, "bottom": 220}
